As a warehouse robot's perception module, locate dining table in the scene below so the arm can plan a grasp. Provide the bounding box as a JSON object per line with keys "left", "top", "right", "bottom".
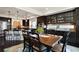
{"left": 28, "top": 34, "right": 63, "bottom": 52}
{"left": 39, "top": 34, "right": 63, "bottom": 47}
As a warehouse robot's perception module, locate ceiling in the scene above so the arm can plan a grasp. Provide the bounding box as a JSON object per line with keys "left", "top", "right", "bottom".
{"left": 30, "top": 7, "right": 71, "bottom": 13}
{"left": 23, "top": 7, "right": 75, "bottom": 15}
{"left": 0, "top": 7, "right": 38, "bottom": 19}
{"left": 0, "top": 7, "right": 75, "bottom": 19}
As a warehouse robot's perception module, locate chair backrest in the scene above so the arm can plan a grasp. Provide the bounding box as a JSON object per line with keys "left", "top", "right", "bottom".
{"left": 28, "top": 32, "right": 40, "bottom": 48}
{"left": 62, "top": 31, "right": 71, "bottom": 52}
{"left": 28, "top": 32, "right": 39, "bottom": 40}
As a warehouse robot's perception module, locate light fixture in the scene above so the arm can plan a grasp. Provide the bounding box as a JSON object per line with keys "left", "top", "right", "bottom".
{"left": 8, "top": 19, "right": 10, "bottom": 22}
{"left": 8, "top": 10, "right": 11, "bottom": 16}
{"left": 16, "top": 11, "right": 19, "bottom": 20}
{"left": 8, "top": 10, "right": 11, "bottom": 22}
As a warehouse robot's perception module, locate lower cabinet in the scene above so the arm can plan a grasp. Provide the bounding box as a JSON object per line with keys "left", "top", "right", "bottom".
{"left": 67, "top": 32, "right": 77, "bottom": 47}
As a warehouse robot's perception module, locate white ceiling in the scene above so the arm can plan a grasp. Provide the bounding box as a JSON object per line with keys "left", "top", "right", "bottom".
{"left": 0, "top": 7, "right": 38, "bottom": 19}
{"left": 24, "top": 7, "right": 75, "bottom": 15}
{"left": 0, "top": 7, "right": 75, "bottom": 19}
{"left": 30, "top": 7, "right": 69, "bottom": 13}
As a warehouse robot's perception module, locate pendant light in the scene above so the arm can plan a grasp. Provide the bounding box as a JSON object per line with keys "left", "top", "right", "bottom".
{"left": 16, "top": 10, "right": 19, "bottom": 20}
{"left": 8, "top": 10, "right": 11, "bottom": 22}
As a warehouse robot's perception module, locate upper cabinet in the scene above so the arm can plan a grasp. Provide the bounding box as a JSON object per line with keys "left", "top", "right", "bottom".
{"left": 37, "top": 16, "right": 47, "bottom": 25}
{"left": 37, "top": 9, "right": 76, "bottom": 25}
{"left": 47, "top": 15, "right": 56, "bottom": 24}
{"left": 65, "top": 12, "right": 74, "bottom": 23}
{"left": 46, "top": 10, "right": 75, "bottom": 24}
{"left": 57, "top": 13, "right": 65, "bottom": 23}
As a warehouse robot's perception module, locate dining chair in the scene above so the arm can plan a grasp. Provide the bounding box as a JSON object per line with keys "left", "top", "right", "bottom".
{"left": 23, "top": 31, "right": 33, "bottom": 52}
{"left": 62, "top": 31, "right": 71, "bottom": 52}
{"left": 27, "top": 32, "right": 47, "bottom": 52}
{"left": 51, "top": 31, "right": 70, "bottom": 52}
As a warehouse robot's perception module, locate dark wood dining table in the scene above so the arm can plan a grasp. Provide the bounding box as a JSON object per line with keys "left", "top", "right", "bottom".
{"left": 28, "top": 34, "right": 63, "bottom": 51}
{"left": 39, "top": 34, "right": 63, "bottom": 47}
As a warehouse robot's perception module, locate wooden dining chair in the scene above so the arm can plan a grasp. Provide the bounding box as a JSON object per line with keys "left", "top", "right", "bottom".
{"left": 51, "top": 43, "right": 63, "bottom": 52}
{"left": 51, "top": 31, "right": 70, "bottom": 52}
{"left": 23, "top": 31, "right": 33, "bottom": 52}
{"left": 62, "top": 31, "right": 71, "bottom": 52}
{"left": 28, "top": 32, "right": 47, "bottom": 52}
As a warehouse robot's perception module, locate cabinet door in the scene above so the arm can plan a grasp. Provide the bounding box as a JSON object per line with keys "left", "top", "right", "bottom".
{"left": 22, "top": 20, "right": 29, "bottom": 26}
{"left": 47, "top": 15, "right": 57, "bottom": 24}
{"left": 68, "top": 32, "right": 76, "bottom": 43}
{"left": 51, "top": 16, "right": 56, "bottom": 23}
{"left": 57, "top": 14, "right": 65, "bottom": 23}
{"left": 37, "top": 16, "right": 47, "bottom": 25}
{"left": 65, "top": 12, "right": 74, "bottom": 23}
{"left": 76, "top": 19, "right": 79, "bottom": 44}
{"left": 75, "top": 8, "right": 79, "bottom": 46}
{"left": 47, "top": 16, "right": 51, "bottom": 24}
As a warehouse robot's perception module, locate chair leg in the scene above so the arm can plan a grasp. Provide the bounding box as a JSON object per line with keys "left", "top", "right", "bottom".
{"left": 29, "top": 45, "right": 33, "bottom": 52}
{"left": 46, "top": 46, "right": 51, "bottom": 52}
{"left": 31, "top": 47, "right": 34, "bottom": 52}
{"left": 23, "top": 45, "right": 25, "bottom": 52}
{"left": 62, "top": 44, "right": 66, "bottom": 52}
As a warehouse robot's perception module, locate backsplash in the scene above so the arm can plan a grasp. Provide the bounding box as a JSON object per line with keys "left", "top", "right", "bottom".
{"left": 47, "top": 24, "right": 74, "bottom": 31}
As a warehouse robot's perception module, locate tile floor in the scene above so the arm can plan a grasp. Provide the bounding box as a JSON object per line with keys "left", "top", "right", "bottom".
{"left": 66, "top": 45, "right": 79, "bottom": 52}
{"left": 4, "top": 43, "right": 79, "bottom": 52}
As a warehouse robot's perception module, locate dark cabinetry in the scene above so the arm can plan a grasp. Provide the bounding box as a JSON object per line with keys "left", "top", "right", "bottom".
{"left": 22, "top": 19, "right": 29, "bottom": 26}
{"left": 37, "top": 11, "right": 75, "bottom": 25}
{"left": 22, "top": 19, "right": 29, "bottom": 29}
{"left": 65, "top": 12, "right": 74, "bottom": 23}
{"left": 68, "top": 32, "right": 76, "bottom": 44}
{"left": 37, "top": 16, "right": 47, "bottom": 26}
{"left": 46, "top": 11, "right": 75, "bottom": 24}
{"left": 57, "top": 13, "right": 65, "bottom": 23}
{"left": 75, "top": 8, "right": 79, "bottom": 46}
{"left": 47, "top": 15, "right": 56, "bottom": 24}
{"left": 0, "top": 17, "right": 11, "bottom": 30}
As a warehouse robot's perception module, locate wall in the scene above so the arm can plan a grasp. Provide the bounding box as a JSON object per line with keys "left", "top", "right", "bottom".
{"left": 12, "top": 18, "right": 22, "bottom": 29}
{"left": 0, "top": 14, "right": 25, "bottom": 29}
{"left": 29, "top": 17, "right": 37, "bottom": 29}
